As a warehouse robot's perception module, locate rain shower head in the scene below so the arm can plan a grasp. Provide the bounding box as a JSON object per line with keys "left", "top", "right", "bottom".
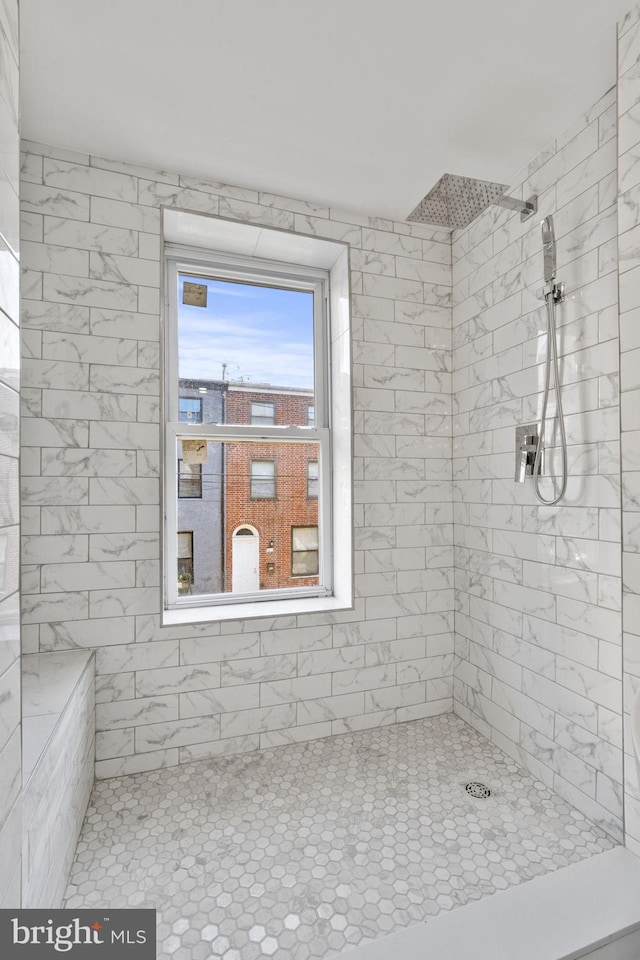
{"left": 407, "top": 173, "right": 537, "bottom": 229}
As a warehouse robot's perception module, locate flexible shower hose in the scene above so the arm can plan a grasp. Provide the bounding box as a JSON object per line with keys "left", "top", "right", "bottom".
{"left": 533, "top": 291, "right": 568, "bottom": 505}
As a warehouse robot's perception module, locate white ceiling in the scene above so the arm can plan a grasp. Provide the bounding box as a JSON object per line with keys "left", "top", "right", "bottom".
{"left": 20, "top": 0, "right": 632, "bottom": 222}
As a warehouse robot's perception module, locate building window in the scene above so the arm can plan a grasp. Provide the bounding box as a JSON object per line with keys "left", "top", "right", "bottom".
{"left": 179, "top": 397, "right": 203, "bottom": 423}
{"left": 250, "top": 401, "right": 275, "bottom": 425}
{"left": 292, "top": 526, "right": 319, "bottom": 576}
{"left": 250, "top": 460, "right": 276, "bottom": 499}
{"left": 177, "top": 531, "right": 194, "bottom": 583}
{"left": 178, "top": 459, "right": 202, "bottom": 498}
{"left": 163, "top": 214, "right": 352, "bottom": 622}
{"left": 307, "top": 460, "right": 318, "bottom": 498}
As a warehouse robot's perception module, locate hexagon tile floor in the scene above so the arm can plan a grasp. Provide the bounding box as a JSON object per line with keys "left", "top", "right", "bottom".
{"left": 64, "top": 714, "right": 616, "bottom": 959}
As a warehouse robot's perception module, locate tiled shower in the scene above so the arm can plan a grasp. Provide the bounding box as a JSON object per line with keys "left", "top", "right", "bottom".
{"left": 3, "top": 0, "right": 640, "bottom": 956}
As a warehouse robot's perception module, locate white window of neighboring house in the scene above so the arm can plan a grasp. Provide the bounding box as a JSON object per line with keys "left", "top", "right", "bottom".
{"left": 292, "top": 526, "right": 319, "bottom": 576}
{"left": 307, "top": 460, "right": 319, "bottom": 498}
{"left": 163, "top": 212, "right": 352, "bottom": 624}
{"left": 250, "top": 401, "right": 275, "bottom": 425}
{"left": 250, "top": 460, "right": 276, "bottom": 499}
{"left": 178, "top": 460, "right": 202, "bottom": 498}
{"left": 177, "top": 531, "right": 194, "bottom": 581}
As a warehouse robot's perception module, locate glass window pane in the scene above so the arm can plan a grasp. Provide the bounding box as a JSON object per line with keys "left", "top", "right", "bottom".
{"left": 250, "top": 402, "right": 275, "bottom": 425}
{"left": 177, "top": 531, "right": 194, "bottom": 586}
{"left": 292, "top": 550, "right": 319, "bottom": 576}
{"left": 177, "top": 273, "right": 315, "bottom": 426}
{"left": 292, "top": 526, "right": 319, "bottom": 577}
{"left": 178, "top": 460, "right": 202, "bottom": 498}
{"left": 177, "top": 532, "right": 192, "bottom": 558}
{"left": 250, "top": 460, "right": 276, "bottom": 498}
{"left": 292, "top": 526, "right": 319, "bottom": 551}
{"left": 307, "top": 460, "right": 318, "bottom": 498}
{"left": 176, "top": 439, "right": 320, "bottom": 597}
{"left": 179, "top": 397, "right": 203, "bottom": 423}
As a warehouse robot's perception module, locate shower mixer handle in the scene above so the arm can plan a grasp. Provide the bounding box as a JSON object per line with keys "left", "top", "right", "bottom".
{"left": 514, "top": 425, "right": 541, "bottom": 483}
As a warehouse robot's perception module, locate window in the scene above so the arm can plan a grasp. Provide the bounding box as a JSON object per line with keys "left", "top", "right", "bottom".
{"left": 178, "top": 460, "right": 202, "bottom": 498}
{"left": 177, "top": 531, "right": 194, "bottom": 582}
{"left": 166, "top": 252, "right": 330, "bottom": 609}
{"left": 163, "top": 212, "right": 352, "bottom": 623}
{"left": 179, "top": 397, "right": 203, "bottom": 423}
{"left": 250, "top": 460, "right": 276, "bottom": 499}
{"left": 307, "top": 460, "right": 318, "bottom": 498}
{"left": 292, "top": 526, "right": 319, "bottom": 576}
{"left": 250, "top": 401, "right": 275, "bottom": 425}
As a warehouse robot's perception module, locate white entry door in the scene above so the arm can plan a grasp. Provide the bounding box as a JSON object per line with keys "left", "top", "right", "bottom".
{"left": 232, "top": 527, "right": 259, "bottom": 593}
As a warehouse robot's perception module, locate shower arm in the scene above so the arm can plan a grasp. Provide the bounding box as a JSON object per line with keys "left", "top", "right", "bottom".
{"left": 492, "top": 193, "right": 538, "bottom": 221}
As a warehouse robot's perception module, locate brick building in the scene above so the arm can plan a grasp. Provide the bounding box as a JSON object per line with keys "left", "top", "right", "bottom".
{"left": 223, "top": 385, "right": 319, "bottom": 592}
{"left": 175, "top": 380, "right": 319, "bottom": 595}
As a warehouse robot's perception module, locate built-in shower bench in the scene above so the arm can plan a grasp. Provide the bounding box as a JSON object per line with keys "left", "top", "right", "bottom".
{"left": 22, "top": 650, "right": 95, "bottom": 907}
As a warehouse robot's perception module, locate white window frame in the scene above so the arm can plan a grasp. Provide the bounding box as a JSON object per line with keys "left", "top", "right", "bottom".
{"left": 164, "top": 248, "right": 333, "bottom": 612}
{"left": 250, "top": 401, "right": 275, "bottom": 425}
{"left": 291, "top": 525, "right": 319, "bottom": 577}
{"left": 250, "top": 459, "right": 276, "bottom": 499}
{"left": 177, "top": 458, "right": 203, "bottom": 499}
{"left": 307, "top": 459, "right": 319, "bottom": 498}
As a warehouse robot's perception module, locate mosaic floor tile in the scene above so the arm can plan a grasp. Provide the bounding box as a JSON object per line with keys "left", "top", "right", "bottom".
{"left": 64, "top": 714, "right": 615, "bottom": 959}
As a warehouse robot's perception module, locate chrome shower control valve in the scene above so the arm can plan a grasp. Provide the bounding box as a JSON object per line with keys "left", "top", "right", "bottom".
{"left": 515, "top": 424, "right": 541, "bottom": 482}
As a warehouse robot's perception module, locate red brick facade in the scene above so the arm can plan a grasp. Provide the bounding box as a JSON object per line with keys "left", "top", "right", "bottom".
{"left": 224, "top": 388, "right": 318, "bottom": 591}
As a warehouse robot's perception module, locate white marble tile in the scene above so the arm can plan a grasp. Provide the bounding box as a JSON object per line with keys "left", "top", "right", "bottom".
{"left": 260, "top": 674, "right": 332, "bottom": 706}
{"left": 42, "top": 273, "right": 137, "bottom": 311}
{"left": 220, "top": 703, "right": 295, "bottom": 739}
{"left": 91, "top": 195, "right": 160, "bottom": 233}
{"left": 44, "top": 158, "right": 137, "bottom": 202}
{"left": 22, "top": 650, "right": 92, "bottom": 716}
{"left": 89, "top": 251, "right": 159, "bottom": 288}
{"left": 556, "top": 656, "right": 622, "bottom": 712}
{"left": 136, "top": 716, "right": 220, "bottom": 753}
{"left": 522, "top": 670, "right": 599, "bottom": 733}
{"left": 21, "top": 181, "right": 90, "bottom": 220}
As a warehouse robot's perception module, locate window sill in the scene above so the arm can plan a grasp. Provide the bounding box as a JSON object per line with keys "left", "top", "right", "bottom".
{"left": 162, "top": 594, "right": 352, "bottom": 626}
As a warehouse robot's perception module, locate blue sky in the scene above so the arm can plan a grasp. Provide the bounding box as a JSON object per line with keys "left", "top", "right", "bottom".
{"left": 178, "top": 275, "right": 314, "bottom": 389}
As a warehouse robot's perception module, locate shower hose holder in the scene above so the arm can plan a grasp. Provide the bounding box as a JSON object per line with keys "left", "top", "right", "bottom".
{"left": 536, "top": 280, "right": 565, "bottom": 304}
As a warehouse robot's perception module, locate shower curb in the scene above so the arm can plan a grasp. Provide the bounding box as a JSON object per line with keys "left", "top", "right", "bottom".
{"left": 341, "top": 847, "right": 640, "bottom": 960}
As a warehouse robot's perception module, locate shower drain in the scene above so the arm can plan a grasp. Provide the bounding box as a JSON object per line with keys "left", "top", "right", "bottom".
{"left": 465, "top": 781, "right": 491, "bottom": 799}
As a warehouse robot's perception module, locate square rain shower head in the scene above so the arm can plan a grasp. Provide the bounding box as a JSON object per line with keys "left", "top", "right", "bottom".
{"left": 407, "top": 173, "right": 509, "bottom": 230}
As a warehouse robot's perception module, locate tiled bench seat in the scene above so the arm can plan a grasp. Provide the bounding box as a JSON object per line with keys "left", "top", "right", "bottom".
{"left": 22, "top": 651, "right": 95, "bottom": 907}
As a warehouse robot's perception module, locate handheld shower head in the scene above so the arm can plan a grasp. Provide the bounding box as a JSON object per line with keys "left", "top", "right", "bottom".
{"left": 541, "top": 215, "right": 556, "bottom": 283}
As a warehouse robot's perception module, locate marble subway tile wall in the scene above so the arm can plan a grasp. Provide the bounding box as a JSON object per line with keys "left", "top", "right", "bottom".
{"left": 0, "top": 0, "right": 20, "bottom": 908}
{"left": 18, "top": 143, "right": 454, "bottom": 777}
{"left": 618, "top": 3, "right": 640, "bottom": 855}
{"left": 451, "top": 86, "right": 623, "bottom": 839}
